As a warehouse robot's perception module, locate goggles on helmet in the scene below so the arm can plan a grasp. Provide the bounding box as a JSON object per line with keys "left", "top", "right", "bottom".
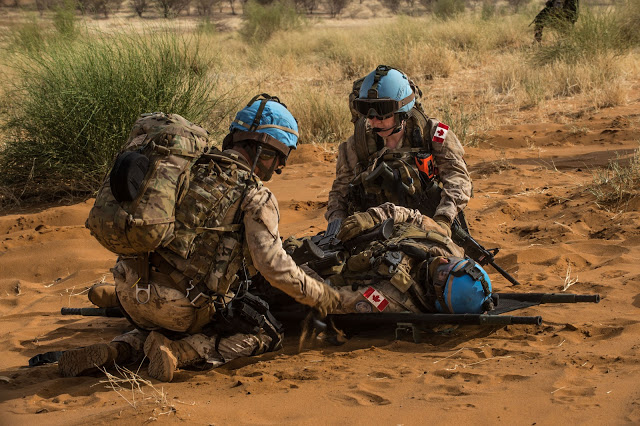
{"left": 352, "top": 92, "right": 415, "bottom": 120}
{"left": 226, "top": 130, "right": 293, "bottom": 163}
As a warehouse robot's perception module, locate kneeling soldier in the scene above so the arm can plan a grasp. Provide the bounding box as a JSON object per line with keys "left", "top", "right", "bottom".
{"left": 59, "top": 95, "right": 341, "bottom": 382}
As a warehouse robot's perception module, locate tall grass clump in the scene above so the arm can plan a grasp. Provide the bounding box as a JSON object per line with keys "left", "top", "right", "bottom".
{"left": 481, "top": 0, "right": 496, "bottom": 20}
{"left": 53, "top": 0, "right": 79, "bottom": 40}
{"left": 11, "top": 19, "right": 47, "bottom": 53}
{"left": 240, "top": 0, "right": 304, "bottom": 44}
{"left": 289, "top": 88, "right": 352, "bottom": 145}
{"left": 1, "top": 32, "right": 232, "bottom": 204}
{"left": 587, "top": 148, "right": 640, "bottom": 211}
{"left": 432, "top": 0, "right": 465, "bottom": 19}
{"left": 616, "top": 0, "right": 640, "bottom": 46}
{"left": 436, "top": 102, "right": 483, "bottom": 146}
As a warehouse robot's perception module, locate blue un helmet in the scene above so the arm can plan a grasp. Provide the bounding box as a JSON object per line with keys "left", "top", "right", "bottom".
{"left": 431, "top": 257, "right": 494, "bottom": 314}
{"left": 224, "top": 94, "right": 299, "bottom": 179}
{"left": 352, "top": 65, "right": 416, "bottom": 121}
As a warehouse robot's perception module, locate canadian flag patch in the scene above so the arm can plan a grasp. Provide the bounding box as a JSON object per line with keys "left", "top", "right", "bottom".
{"left": 432, "top": 122, "right": 449, "bottom": 144}
{"left": 363, "top": 287, "right": 389, "bottom": 312}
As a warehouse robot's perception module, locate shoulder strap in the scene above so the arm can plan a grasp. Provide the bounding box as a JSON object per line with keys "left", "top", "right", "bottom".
{"left": 407, "top": 108, "right": 432, "bottom": 151}
{"left": 353, "top": 117, "right": 379, "bottom": 167}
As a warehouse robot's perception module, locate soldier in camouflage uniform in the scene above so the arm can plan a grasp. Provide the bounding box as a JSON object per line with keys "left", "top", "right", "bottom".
{"left": 533, "top": 0, "right": 579, "bottom": 43}
{"left": 58, "top": 95, "right": 341, "bottom": 382}
{"left": 326, "top": 65, "right": 472, "bottom": 238}
{"left": 287, "top": 202, "right": 493, "bottom": 315}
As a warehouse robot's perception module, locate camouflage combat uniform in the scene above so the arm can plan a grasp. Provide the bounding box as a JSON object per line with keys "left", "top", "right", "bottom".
{"left": 533, "top": 0, "right": 579, "bottom": 42}
{"left": 112, "top": 149, "right": 332, "bottom": 365}
{"left": 326, "top": 115, "right": 472, "bottom": 226}
{"left": 329, "top": 203, "right": 465, "bottom": 314}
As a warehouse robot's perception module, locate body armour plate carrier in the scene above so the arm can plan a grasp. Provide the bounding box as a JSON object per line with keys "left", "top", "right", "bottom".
{"left": 348, "top": 107, "right": 442, "bottom": 217}
{"left": 155, "top": 152, "right": 258, "bottom": 298}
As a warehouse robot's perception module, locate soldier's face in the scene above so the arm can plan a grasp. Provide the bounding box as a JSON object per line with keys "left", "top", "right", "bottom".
{"left": 255, "top": 153, "right": 284, "bottom": 181}
{"left": 367, "top": 116, "right": 396, "bottom": 138}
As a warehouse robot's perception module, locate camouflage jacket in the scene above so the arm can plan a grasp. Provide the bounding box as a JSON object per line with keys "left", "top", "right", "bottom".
{"left": 325, "top": 119, "right": 472, "bottom": 224}
{"left": 155, "top": 150, "right": 331, "bottom": 311}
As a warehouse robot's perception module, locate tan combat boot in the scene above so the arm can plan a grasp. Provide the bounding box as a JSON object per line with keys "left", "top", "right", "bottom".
{"left": 144, "top": 331, "right": 202, "bottom": 382}
{"left": 87, "top": 282, "right": 118, "bottom": 308}
{"left": 58, "top": 342, "right": 131, "bottom": 377}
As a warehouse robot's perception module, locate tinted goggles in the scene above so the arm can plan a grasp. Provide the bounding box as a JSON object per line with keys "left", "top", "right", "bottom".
{"left": 259, "top": 148, "right": 288, "bottom": 167}
{"left": 352, "top": 92, "right": 415, "bottom": 119}
{"left": 352, "top": 99, "right": 398, "bottom": 119}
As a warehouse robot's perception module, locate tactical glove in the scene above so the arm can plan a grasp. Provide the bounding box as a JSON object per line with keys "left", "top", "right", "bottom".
{"left": 315, "top": 284, "right": 341, "bottom": 317}
{"left": 433, "top": 215, "right": 452, "bottom": 238}
{"left": 282, "top": 235, "right": 304, "bottom": 255}
{"left": 336, "top": 212, "right": 379, "bottom": 242}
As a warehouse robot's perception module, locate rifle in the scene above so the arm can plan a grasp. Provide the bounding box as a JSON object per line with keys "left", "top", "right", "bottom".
{"left": 451, "top": 220, "right": 523, "bottom": 286}
{"left": 289, "top": 218, "right": 395, "bottom": 272}
{"left": 364, "top": 161, "right": 415, "bottom": 197}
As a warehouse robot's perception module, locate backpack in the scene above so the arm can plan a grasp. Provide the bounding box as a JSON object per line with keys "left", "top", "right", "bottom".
{"left": 86, "top": 112, "right": 212, "bottom": 255}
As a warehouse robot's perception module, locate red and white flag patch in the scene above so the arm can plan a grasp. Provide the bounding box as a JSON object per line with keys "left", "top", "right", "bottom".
{"left": 363, "top": 287, "right": 389, "bottom": 312}
{"left": 432, "top": 122, "right": 449, "bottom": 144}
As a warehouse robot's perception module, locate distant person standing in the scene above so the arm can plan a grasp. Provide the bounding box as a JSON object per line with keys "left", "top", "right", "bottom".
{"left": 533, "top": 0, "right": 579, "bottom": 43}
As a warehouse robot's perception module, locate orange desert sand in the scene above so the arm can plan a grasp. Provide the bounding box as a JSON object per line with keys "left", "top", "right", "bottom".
{"left": 1, "top": 99, "right": 639, "bottom": 425}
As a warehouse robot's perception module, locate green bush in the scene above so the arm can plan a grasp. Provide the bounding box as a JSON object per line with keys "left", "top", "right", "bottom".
{"left": 481, "top": 0, "right": 496, "bottom": 20}
{"left": 240, "top": 0, "right": 304, "bottom": 44}
{"left": 433, "top": 0, "right": 465, "bottom": 19}
{"left": 1, "top": 32, "right": 232, "bottom": 203}
{"left": 616, "top": 0, "right": 640, "bottom": 46}
{"left": 53, "top": 0, "right": 78, "bottom": 39}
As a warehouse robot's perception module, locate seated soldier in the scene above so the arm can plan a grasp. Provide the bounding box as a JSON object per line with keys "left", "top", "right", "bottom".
{"left": 288, "top": 202, "right": 493, "bottom": 315}
{"left": 58, "top": 95, "right": 341, "bottom": 382}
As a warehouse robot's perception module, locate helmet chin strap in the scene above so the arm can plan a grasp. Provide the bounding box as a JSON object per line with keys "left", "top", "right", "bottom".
{"left": 371, "top": 116, "right": 404, "bottom": 136}
{"left": 252, "top": 144, "right": 279, "bottom": 181}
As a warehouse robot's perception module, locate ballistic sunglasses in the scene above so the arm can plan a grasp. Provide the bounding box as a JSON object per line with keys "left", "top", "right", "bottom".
{"left": 352, "top": 93, "right": 415, "bottom": 119}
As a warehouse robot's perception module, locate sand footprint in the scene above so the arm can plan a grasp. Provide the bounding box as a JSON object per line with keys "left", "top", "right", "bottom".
{"left": 332, "top": 384, "right": 391, "bottom": 406}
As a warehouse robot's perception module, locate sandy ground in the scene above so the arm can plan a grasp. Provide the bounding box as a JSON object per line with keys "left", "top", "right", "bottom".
{"left": 1, "top": 94, "right": 639, "bottom": 424}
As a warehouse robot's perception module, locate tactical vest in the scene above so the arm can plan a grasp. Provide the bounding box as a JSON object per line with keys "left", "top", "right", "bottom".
{"left": 338, "top": 222, "right": 464, "bottom": 312}
{"left": 153, "top": 151, "right": 259, "bottom": 301}
{"left": 348, "top": 107, "right": 443, "bottom": 217}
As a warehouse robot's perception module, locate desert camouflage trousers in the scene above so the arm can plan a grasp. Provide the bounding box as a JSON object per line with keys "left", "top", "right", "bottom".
{"left": 112, "top": 259, "right": 274, "bottom": 365}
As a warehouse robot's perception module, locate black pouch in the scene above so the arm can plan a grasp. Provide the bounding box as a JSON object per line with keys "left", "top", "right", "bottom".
{"left": 109, "top": 151, "right": 150, "bottom": 202}
{"left": 216, "top": 292, "right": 283, "bottom": 351}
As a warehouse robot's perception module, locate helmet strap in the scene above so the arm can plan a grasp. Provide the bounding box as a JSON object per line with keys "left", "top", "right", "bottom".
{"left": 251, "top": 144, "right": 263, "bottom": 177}
{"left": 371, "top": 115, "right": 405, "bottom": 137}
{"left": 251, "top": 144, "right": 280, "bottom": 181}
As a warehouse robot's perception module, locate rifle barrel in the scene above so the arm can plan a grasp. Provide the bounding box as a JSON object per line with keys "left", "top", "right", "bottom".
{"left": 496, "top": 293, "right": 600, "bottom": 304}
{"left": 489, "top": 261, "right": 522, "bottom": 286}
{"left": 61, "top": 307, "right": 124, "bottom": 317}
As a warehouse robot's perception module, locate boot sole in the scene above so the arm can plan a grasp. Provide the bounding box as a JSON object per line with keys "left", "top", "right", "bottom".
{"left": 144, "top": 332, "right": 177, "bottom": 382}
{"left": 58, "top": 343, "right": 112, "bottom": 377}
